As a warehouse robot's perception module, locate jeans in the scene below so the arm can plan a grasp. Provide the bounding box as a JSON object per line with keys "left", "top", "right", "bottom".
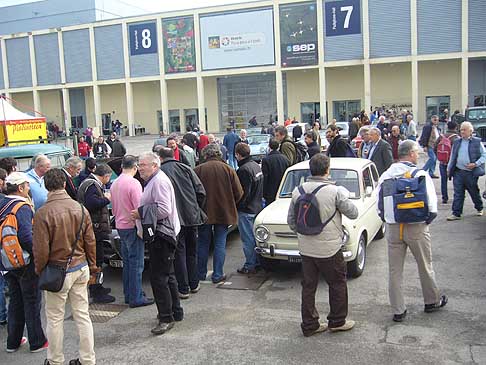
{"left": 118, "top": 228, "right": 145, "bottom": 306}
{"left": 301, "top": 252, "right": 348, "bottom": 335}
{"left": 422, "top": 148, "right": 437, "bottom": 176}
{"left": 174, "top": 226, "right": 199, "bottom": 294}
{"left": 452, "top": 169, "right": 484, "bottom": 217}
{"left": 197, "top": 224, "right": 228, "bottom": 282}
{"left": 228, "top": 153, "right": 237, "bottom": 169}
{"left": 238, "top": 212, "right": 258, "bottom": 270}
{"left": 148, "top": 236, "right": 183, "bottom": 323}
{"left": 0, "top": 274, "right": 6, "bottom": 322}
{"left": 45, "top": 266, "right": 95, "bottom": 365}
{"left": 407, "top": 136, "right": 417, "bottom": 141}
{"left": 5, "top": 263, "right": 47, "bottom": 351}
{"left": 439, "top": 164, "right": 449, "bottom": 202}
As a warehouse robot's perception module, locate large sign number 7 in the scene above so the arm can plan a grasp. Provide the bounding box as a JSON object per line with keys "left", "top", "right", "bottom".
{"left": 340, "top": 5, "right": 354, "bottom": 29}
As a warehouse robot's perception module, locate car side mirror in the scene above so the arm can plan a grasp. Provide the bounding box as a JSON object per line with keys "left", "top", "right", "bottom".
{"left": 365, "top": 186, "right": 373, "bottom": 197}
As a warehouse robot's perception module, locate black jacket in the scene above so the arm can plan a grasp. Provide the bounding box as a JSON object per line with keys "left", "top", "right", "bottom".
{"left": 369, "top": 139, "right": 394, "bottom": 176}
{"left": 62, "top": 169, "right": 77, "bottom": 200}
{"left": 261, "top": 150, "right": 289, "bottom": 203}
{"left": 419, "top": 123, "right": 440, "bottom": 148}
{"left": 77, "top": 175, "right": 111, "bottom": 239}
{"left": 348, "top": 120, "right": 359, "bottom": 140}
{"left": 183, "top": 133, "right": 199, "bottom": 150}
{"left": 306, "top": 141, "right": 320, "bottom": 159}
{"left": 236, "top": 157, "right": 264, "bottom": 214}
{"left": 111, "top": 140, "right": 126, "bottom": 157}
{"left": 327, "top": 135, "right": 348, "bottom": 157}
{"left": 160, "top": 158, "right": 207, "bottom": 227}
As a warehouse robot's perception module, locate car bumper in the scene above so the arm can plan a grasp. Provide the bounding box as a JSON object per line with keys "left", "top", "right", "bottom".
{"left": 255, "top": 245, "right": 353, "bottom": 260}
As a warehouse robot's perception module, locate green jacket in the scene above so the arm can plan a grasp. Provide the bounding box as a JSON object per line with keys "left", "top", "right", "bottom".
{"left": 279, "top": 136, "right": 296, "bottom": 165}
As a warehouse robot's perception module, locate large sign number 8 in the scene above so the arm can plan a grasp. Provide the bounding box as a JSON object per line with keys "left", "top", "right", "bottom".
{"left": 141, "top": 29, "right": 152, "bottom": 49}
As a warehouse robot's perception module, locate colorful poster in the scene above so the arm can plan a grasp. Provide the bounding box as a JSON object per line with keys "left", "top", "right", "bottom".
{"left": 280, "top": 2, "right": 318, "bottom": 67}
{"left": 162, "top": 17, "right": 196, "bottom": 73}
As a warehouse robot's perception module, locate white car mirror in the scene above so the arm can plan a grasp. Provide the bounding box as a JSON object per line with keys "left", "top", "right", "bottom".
{"left": 365, "top": 186, "right": 373, "bottom": 197}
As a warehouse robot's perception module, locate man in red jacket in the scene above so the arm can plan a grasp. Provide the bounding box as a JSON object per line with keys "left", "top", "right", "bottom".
{"left": 197, "top": 130, "right": 209, "bottom": 155}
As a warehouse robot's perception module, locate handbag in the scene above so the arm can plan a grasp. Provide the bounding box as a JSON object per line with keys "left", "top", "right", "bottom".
{"left": 39, "top": 204, "right": 85, "bottom": 292}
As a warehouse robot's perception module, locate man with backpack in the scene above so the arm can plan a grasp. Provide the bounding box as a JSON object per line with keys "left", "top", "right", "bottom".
{"left": 275, "top": 126, "right": 307, "bottom": 165}
{"left": 377, "top": 140, "right": 447, "bottom": 323}
{"left": 436, "top": 121, "right": 459, "bottom": 204}
{"left": 287, "top": 154, "right": 358, "bottom": 337}
{"left": 1, "top": 172, "right": 48, "bottom": 353}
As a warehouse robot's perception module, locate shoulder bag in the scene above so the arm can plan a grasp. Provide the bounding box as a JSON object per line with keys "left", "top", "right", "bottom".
{"left": 39, "top": 204, "right": 85, "bottom": 292}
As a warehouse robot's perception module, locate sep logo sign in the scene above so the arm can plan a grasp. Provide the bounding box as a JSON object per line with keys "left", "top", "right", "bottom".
{"left": 129, "top": 22, "right": 157, "bottom": 56}
{"left": 287, "top": 43, "right": 316, "bottom": 53}
{"left": 325, "top": 0, "right": 361, "bottom": 37}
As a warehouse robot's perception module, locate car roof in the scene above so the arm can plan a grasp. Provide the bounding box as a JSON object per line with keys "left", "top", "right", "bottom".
{"left": 0, "top": 144, "right": 72, "bottom": 159}
{"left": 467, "top": 107, "right": 486, "bottom": 110}
{"left": 287, "top": 157, "right": 373, "bottom": 172}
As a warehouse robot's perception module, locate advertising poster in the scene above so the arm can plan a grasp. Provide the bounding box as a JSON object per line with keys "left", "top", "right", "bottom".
{"left": 162, "top": 17, "right": 196, "bottom": 73}
{"left": 325, "top": 0, "right": 361, "bottom": 37}
{"left": 200, "top": 8, "right": 275, "bottom": 70}
{"left": 280, "top": 2, "right": 318, "bottom": 67}
{"left": 129, "top": 22, "right": 157, "bottom": 56}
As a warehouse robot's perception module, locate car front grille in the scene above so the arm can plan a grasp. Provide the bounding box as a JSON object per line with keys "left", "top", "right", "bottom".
{"left": 476, "top": 127, "right": 486, "bottom": 139}
{"left": 274, "top": 231, "right": 297, "bottom": 238}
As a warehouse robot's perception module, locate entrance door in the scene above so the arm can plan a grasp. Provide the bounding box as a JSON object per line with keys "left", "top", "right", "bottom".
{"left": 425, "top": 96, "right": 450, "bottom": 122}
{"left": 184, "top": 108, "right": 198, "bottom": 131}
{"left": 333, "top": 100, "right": 361, "bottom": 123}
{"left": 169, "top": 110, "right": 180, "bottom": 133}
{"left": 300, "top": 103, "right": 320, "bottom": 125}
{"left": 101, "top": 113, "right": 112, "bottom": 136}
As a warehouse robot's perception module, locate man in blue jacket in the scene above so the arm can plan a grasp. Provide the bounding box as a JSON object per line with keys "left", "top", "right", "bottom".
{"left": 223, "top": 127, "right": 239, "bottom": 169}
{"left": 447, "top": 122, "right": 486, "bottom": 220}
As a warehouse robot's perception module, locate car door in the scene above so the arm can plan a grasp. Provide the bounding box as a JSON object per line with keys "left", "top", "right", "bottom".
{"left": 361, "top": 165, "right": 381, "bottom": 236}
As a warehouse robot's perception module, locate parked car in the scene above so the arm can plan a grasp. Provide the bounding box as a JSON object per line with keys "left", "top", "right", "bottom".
{"left": 253, "top": 158, "right": 384, "bottom": 277}
{"left": 286, "top": 122, "right": 310, "bottom": 140}
{"left": 335, "top": 122, "right": 349, "bottom": 141}
{"left": 318, "top": 130, "right": 330, "bottom": 151}
{"left": 248, "top": 134, "right": 270, "bottom": 162}
{"left": 465, "top": 106, "right": 486, "bottom": 146}
{"left": 0, "top": 143, "right": 73, "bottom": 170}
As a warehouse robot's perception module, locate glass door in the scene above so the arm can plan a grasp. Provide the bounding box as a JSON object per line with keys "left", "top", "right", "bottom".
{"left": 300, "top": 102, "right": 320, "bottom": 125}
{"left": 101, "top": 113, "right": 112, "bottom": 136}
{"left": 169, "top": 110, "right": 181, "bottom": 133}
{"left": 425, "top": 96, "right": 450, "bottom": 122}
{"left": 333, "top": 100, "right": 361, "bottom": 123}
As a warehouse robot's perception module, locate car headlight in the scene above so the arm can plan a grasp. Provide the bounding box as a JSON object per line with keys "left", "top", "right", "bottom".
{"left": 255, "top": 225, "right": 270, "bottom": 242}
{"left": 342, "top": 226, "right": 350, "bottom": 244}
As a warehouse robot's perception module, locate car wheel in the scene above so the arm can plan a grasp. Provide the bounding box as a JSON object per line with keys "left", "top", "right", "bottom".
{"left": 259, "top": 256, "right": 280, "bottom": 272}
{"left": 374, "top": 223, "right": 386, "bottom": 240}
{"left": 348, "top": 234, "right": 366, "bottom": 278}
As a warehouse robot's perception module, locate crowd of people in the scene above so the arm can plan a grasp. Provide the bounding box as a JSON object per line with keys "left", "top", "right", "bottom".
{"left": 0, "top": 109, "right": 484, "bottom": 362}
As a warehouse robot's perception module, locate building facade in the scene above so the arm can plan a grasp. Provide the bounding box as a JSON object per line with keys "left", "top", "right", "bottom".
{"left": 0, "top": 0, "right": 485, "bottom": 135}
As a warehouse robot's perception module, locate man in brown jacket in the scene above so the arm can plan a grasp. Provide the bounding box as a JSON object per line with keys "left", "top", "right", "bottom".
{"left": 33, "top": 168, "right": 98, "bottom": 365}
{"left": 194, "top": 144, "right": 243, "bottom": 283}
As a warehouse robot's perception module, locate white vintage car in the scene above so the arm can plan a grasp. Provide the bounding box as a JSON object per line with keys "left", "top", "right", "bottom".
{"left": 254, "top": 158, "right": 385, "bottom": 277}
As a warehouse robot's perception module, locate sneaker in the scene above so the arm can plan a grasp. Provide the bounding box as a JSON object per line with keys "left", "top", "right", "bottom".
{"left": 424, "top": 295, "right": 448, "bottom": 313}
{"left": 129, "top": 297, "right": 155, "bottom": 308}
{"left": 392, "top": 310, "right": 407, "bottom": 322}
{"left": 30, "top": 340, "right": 49, "bottom": 353}
{"left": 329, "top": 320, "right": 355, "bottom": 332}
{"left": 92, "top": 293, "right": 116, "bottom": 304}
{"left": 237, "top": 267, "right": 257, "bottom": 275}
{"left": 430, "top": 174, "right": 439, "bottom": 179}
{"left": 211, "top": 275, "right": 227, "bottom": 284}
{"left": 6, "top": 336, "right": 27, "bottom": 353}
{"left": 190, "top": 283, "right": 201, "bottom": 294}
{"left": 151, "top": 321, "right": 175, "bottom": 336}
{"left": 446, "top": 214, "right": 461, "bottom": 221}
{"left": 477, "top": 210, "right": 484, "bottom": 217}
{"left": 178, "top": 292, "right": 190, "bottom": 300}
{"left": 303, "top": 322, "right": 328, "bottom": 337}
{"left": 69, "top": 359, "right": 82, "bottom": 365}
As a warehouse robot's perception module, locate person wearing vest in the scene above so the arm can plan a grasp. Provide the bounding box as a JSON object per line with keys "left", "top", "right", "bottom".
{"left": 62, "top": 157, "right": 83, "bottom": 200}
{"left": 419, "top": 115, "right": 440, "bottom": 178}
{"left": 446, "top": 122, "right": 486, "bottom": 220}
{"left": 77, "top": 163, "right": 115, "bottom": 303}
{"left": 437, "top": 121, "right": 459, "bottom": 204}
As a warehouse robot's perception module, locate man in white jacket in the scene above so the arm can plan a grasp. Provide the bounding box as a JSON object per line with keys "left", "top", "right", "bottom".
{"left": 376, "top": 140, "right": 447, "bottom": 323}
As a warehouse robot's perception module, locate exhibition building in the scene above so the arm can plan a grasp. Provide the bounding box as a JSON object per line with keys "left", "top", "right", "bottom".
{"left": 0, "top": 0, "right": 485, "bottom": 135}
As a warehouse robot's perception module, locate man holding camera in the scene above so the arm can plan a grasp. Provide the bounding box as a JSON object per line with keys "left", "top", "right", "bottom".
{"left": 33, "top": 168, "right": 98, "bottom": 365}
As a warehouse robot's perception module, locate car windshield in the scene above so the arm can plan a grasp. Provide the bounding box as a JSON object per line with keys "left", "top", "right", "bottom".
{"left": 467, "top": 109, "right": 486, "bottom": 121}
{"left": 14, "top": 152, "right": 71, "bottom": 171}
{"left": 279, "top": 168, "right": 360, "bottom": 199}
{"left": 248, "top": 135, "right": 269, "bottom": 145}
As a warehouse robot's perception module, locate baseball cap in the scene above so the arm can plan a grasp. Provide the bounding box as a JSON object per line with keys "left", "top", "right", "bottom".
{"left": 5, "top": 172, "right": 29, "bottom": 185}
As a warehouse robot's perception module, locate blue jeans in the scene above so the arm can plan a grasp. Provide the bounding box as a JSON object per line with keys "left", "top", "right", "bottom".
{"left": 452, "top": 169, "right": 484, "bottom": 217}
{"left": 422, "top": 148, "right": 437, "bottom": 176}
{"left": 407, "top": 136, "right": 416, "bottom": 141}
{"left": 118, "top": 228, "right": 145, "bottom": 306}
{"left": 0, "top": 274, "right": 6, "bottom": 322}
{"left": 197, "top": 224, "right": 228, "bottom": 282}
{"left": 439, "top": 163, "right": 449, "bottom": 202}
{"left": 238, "top": 212, "right": 258, "bottom": 270}
{"left": 228, "top": 153, "right": 237, "bottom": 169}
{"left": 5, "top": 263, "right": 47, "bottom": 351}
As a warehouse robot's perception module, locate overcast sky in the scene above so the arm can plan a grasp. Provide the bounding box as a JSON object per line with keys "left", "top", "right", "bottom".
{"left": 0, "top": 0, "right": 259, "bottom": 12}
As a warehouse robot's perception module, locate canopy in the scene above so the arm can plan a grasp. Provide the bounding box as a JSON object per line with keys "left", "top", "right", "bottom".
{"left": 0, "top": 97, "right": 45, "bottom": 122}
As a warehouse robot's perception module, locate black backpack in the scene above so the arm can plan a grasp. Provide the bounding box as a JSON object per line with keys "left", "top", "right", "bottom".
{"left": 294, "top": 185, "right": 336, "bottom": 235}
{"left": 281, "top": 140, "right": 308, "bottom": 164}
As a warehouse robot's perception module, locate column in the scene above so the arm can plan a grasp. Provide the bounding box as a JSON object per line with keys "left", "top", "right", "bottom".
{"left": 275, "top": 71, "right": 285, "bottom": 125}
{"left": 29, "top": 35, "right": 41, "bottom": 115}
{"left": 461, "top": 58, "right": 468, "bottom": 111}
{"left": 125, "top": 82, "right": 135, "bottom": 136}
{"left": 93, "top": 84, "right": 101, "bottom": 133}
{"left": 33, "top": 89, "right": 41, "bottom": 116}
{"left": 197, "top": 76, "right": 205, "bottom": 131}
{"left": 364, "top": 63, "right": 371, "bottom": 116}
{"left": 1, "top": 38, "right": 9, "bottom": 94}
{"left": 318, "top": 68, "right": 327, "bottom": 125}
{"left": 411, "top": 60, "right": 419, "bottom": 120}
{"left": 160, "top": 79, "right": 169, "bottom": 134}
{"left": 316, "top": 0, "right": 327, "bottom": 124}
{"left": 61, "top": 88, "right": 71, "bottom": 131}
{"left": 273, "top": 3, "right": 285, "bottom": 124}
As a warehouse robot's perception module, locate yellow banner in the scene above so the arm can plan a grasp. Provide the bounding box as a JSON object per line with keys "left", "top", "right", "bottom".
{"left": 3, "top": 119, "right": 47, "bottom": 145}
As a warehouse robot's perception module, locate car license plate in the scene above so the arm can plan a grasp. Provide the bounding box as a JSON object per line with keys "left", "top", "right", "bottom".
{"left": 288, "top": 256, "right": 302, "bottom": 263}
{"left": 109, "top": 259, "right": 123, "bottom": 268}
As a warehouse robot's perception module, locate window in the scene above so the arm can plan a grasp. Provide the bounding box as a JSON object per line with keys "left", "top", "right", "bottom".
{"left": 169, "top": 110, "right": 180, "bottom": 133}
{"left": 71, "top": 116, "right": 83, "bottom": 129}
{"left": 362, "top": 167, "right": 373, "bottom": 192}
{"left": 101, "top": 113, "right": 112, "bottom": 135}
{"left": 370, "top": 165, "right": 379, "bottom": 186}
{"left": 300, "top": 103, "right": 320, "bottom": 124}
{"left": 473, "top": 95, "right": 486, "bottom": 107}
{"left": 333, "top": 100, "right": 361, "bottom": 123}
{"left": 425, "top": 96, "right": 450, "bottom": 122}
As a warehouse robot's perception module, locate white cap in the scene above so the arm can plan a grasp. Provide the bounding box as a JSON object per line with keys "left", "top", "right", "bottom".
{"left": 5, "top": 172, "right": 29, "bottom": 185}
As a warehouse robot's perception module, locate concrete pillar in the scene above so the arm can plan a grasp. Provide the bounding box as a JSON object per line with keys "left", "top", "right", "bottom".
{"left": 1, "top": 38, "right": 9, "bottom": 93}
{"left": 125, "top": 82, "right": 135, "bottom": 136}
{"left": 93, "top": 85, "right": 101, "bottom": 134}
{"left": 411, "top": 60, "right": 419, "bottom": 121}
{"left": 160, "top": 79, "right": 169, "bottom": 134}
{"left": 364, "top": 63, "right": 371, "bottom": 115}
{"left": 316, "top": 0, "right": 327, "bottom": 124}
{"left": 61, "top": 88, "right": 71, "bottom": 131}
{"left": 461, "top": 57, "right": 469, "bottom": 111}
{"left": 197, "top": 76, "right": 205, "bottom": 131}
{"left": 276, "top": 70, "right": 285, "bottom": 125}
{"left": 32, "top": 89, "right": 41, "bottom": 116}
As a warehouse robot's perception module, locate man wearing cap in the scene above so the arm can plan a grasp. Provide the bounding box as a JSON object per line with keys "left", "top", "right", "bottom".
{"left": 1, "top": 172, "right": 48, "bottom": 353}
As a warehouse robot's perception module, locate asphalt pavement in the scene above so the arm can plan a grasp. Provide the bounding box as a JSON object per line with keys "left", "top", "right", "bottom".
{"left": 1, "top": 134, "right": 485, "bottom": 365}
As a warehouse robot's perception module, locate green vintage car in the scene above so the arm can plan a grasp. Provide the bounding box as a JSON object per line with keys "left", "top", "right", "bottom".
{"left": 0, "top": 143, "right": 73, "bottom": 170}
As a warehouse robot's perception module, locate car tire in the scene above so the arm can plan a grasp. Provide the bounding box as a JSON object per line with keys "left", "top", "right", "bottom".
{"left": 348, "top": 234, "right": 366, "bottom": 278}
{"left": 374, "top": 223, "right": 386, "bottom": 240}
{"left": 259, "top": 256, "right": 280, "bottom": 272}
